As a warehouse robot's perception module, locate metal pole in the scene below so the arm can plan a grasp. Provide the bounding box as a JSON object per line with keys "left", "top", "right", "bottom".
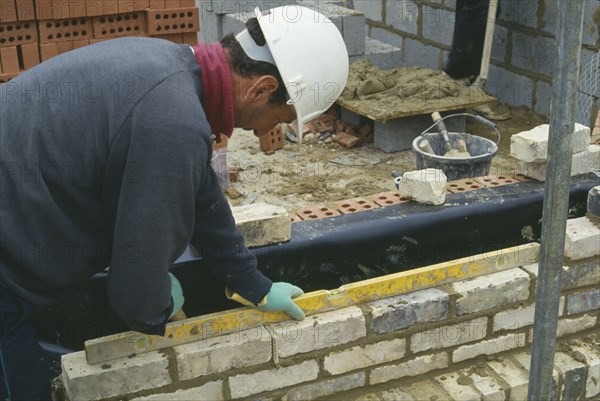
{"left": 528, "top": 1, "right": 585, "bottom": 400}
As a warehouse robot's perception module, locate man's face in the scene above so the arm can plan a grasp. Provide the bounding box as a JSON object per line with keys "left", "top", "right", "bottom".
{"left": 237, "top": 102, "right": 297, "bottom": 137}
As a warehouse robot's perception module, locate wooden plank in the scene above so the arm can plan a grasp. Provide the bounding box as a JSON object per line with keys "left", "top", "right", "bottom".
{"left": 84, "top": 243, "right": 540, "bottom": 365}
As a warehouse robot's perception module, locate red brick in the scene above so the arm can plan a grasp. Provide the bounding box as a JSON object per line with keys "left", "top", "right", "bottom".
{"left": 21, "top": 42, "right": 39, "bottom": 69}
{"left": 133, "top": 0, "right": 148, "bottom": 11}
{"left": 1, "top": 0, "right": 18, "bottom": 22}
{"left": 335, "top": 198, "right": 379, "bottom": 214}
{"left": 0, "top": 71, "right": 19, "bottom": 81}
{"left": 102, "top": 0, "right": 119, "bottom": 15}
{"left": 149, "top": 0, "right": 164, "bottom": 8}
{"left": 334, "top": 131, "right": 361, "bottom": 148}
{"left": 153, "top": 33, "right": 183, "bottom": 43}
{"left": 117, "top": 0, "right": 134, "bottom": 13}
{"left": 39, "top": 42, "right": 58, "bottom": 60}
{"left": 0, "top": 52, "right": 3, "bottom": 72}
{"left": 370, "top": 191, "right": 410, "bottom": 207}
{"left": 69, "top": 0, "right": 86, "bottom": 17}
{"left": 92, "top": 12, "right": 146, "bottom": 40}
{"left": 85, "top": 0, "right": 103, "bottom": 16}
{"left": 164, "top": 0, "right": 179, "bottom": 7}
{"left": 147, "top": 6, "right": 200, "bottom": 35}
{"left": 15, "top": 0, "right": 35, "bottom": 20}
{"left": 35, "top": 0, "right": 53, "bottom": 19}
{"left": 446, "top": 178, "right": 484, "bottom": 194}
{"left": 180, "top": 0, "right": 194, "bottom": 5}
{"left": 56, "top": 40, "right": 72, "bottom": 53}
{"left": 39, "top": 17, "right": 93, "bottom": 44}
{"left": 0, "top": 46, "right": 19, "bottom": 73}
{"left": 290, "top": 214, "right": 303, "bottom": 223}
{"left": 182, "top": 31, "right": 197, "bottom": 45}
{"left": 52, "top": 0, "right": 70, "bottom": 19}
{"left": 296, "top": 205, "right": 341, "bottom": 221}
{"left": 259, "top": 124, "right": 284, "bottom": 153}
{"left": 474, "top": 175, "right": 517, "bottom": 188}
{"left": 71, "top": 38, "right": 89, "bottom": 48}
{"left": 0, "top": 20, "right": 38, "bottom": 47}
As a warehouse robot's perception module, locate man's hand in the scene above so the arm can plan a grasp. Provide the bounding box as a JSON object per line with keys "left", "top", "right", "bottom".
{"left": 257, "top": 282, "right": 305, "bottom": 320}
{"left": 169, "top": 273, "right": 185, "bottom": 320}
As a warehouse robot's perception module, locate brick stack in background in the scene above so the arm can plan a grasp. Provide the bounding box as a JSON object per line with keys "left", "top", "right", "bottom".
{"left": 0, "top": 0, "right": 199, "bottom": 83}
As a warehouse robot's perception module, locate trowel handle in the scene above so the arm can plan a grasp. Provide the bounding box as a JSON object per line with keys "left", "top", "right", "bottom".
{"left": 431, "top": 112, "right": 451, "bottom": 144}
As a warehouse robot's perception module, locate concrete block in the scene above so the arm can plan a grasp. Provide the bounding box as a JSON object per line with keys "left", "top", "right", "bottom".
{"left": 349, "top": 37, "right": 402, "bottom": 71}
{"left": 232, "top": 202, "right": 291, "bottom": 247}
{"left": 554, "top": 352, "right": 586, "bottom": 401}
{"left": 491, "top": 24, "right": 509, "bottom": 64}
{"left": 131, "top": 380, "right": 224, "bottom": 401}
{"left": 229, "top": 360, "right": 319, "bottom": 398}
{"left": 198, "top": 3, "right": 222, "bottom": 42}
{"left": 341, "top": 107, "right": 363, "bottom": 126}
{"left": 486, "top": 357, "right": 530, "bottom": 401}
{"left": 452, "top": 268, "right": 530, "bottom": 316}
{"left": 519, "top": 144, "right": 600, "bottom": 181}
{"left": 370, "top": 27, "right": 403, "bottom": 48}
{"left": 493, "top": 298, "right": 564, "bottom": 332}
{"left": 323, "top": 338, "right": 406, "bottom": 375}
{"left": 511, "top": 31, "right": 555, "bottom": 77}
{"left": 499, "top": 0, "right": 538, "bottom": 28}
{"left": 567, "top": 288, "right": 600, "bottom": 315}
{"left": 175, "top": 327, "right": 272, "bottom": 380}
{"left": 556, "top": 315, "right": 597, "bottom": 338}
{"left": 565, "top": 216, "right": 600, "bottom": 261}
{"left": 510, "top": 123, "right": 591, "bottom": 162}
{"left": 370, "top": 352, "right": 449, "bottom": 385}
{"left": 268, "top": 306, "right": 366, "bottom": 358}
{"left": 570, "top": 342, "right": 600, "bottom": 398}
{"left": 486, "top": 64, "right": 534, "bottom": 108}
{"left": 460, "top": 367, "right": 507, "bottom": 401}
{"left": 397, "top": 168, "right": 447, "bottom": 206}
{"left": 411, "top": 317, "right": 487, "bottom": 353}
{"left": 408, "top": 381, "right": 453, "bottom": 401}
{"left": 403, "top": 38, "right": 442, "bottom": 70}
{"left": 353, "top": 0, "right": 382, "bottom": 21}
{"left": 452, "top": 333, "right": 526, "bottom": 363}
{"left": 373, "top": 111, "right": 465, "bottom": 153}
{"left": 535, "top": 80, "right": 552, "bottom": 118}
{"left": 286, "top": 372, "right": 366, "bottom": 401}
{"left": 523, "top": 259, "right": 600, "bottom": 291}
{"left": 62, "top": 351, "right": 171, "bottom": 401}
{"left": 434, "top": 372, "right": 482, "bottom": 401}
{"left": 421, "top": 5, "right": 454, "bottom": 47}
{"left": 368, "top": 288, "right": 449, "bottom": 334}
{"left": 589, "top": 186, "right": 600, "bottom": 218}
{"left": 386, "top": 0, "right": 418, "bottom": 35}
{"left": 511, "top": 352, "right": 560, "bottom": 400}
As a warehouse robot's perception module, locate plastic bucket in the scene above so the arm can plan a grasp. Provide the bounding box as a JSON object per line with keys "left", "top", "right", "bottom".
{"left": 412, "top": 113, "right": 500, "bottom": 181}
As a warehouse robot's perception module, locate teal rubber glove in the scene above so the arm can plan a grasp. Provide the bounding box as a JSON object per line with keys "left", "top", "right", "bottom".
{"left": 257, "top": 282, "right": 305, "bottom": 320}
{"left": 169, "top": 273, "right": 185, "bottom": 319}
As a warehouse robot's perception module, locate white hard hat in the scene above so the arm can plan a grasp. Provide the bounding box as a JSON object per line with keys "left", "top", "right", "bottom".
{"left": 236, "top": 6, "right": 349, "bottom": 143}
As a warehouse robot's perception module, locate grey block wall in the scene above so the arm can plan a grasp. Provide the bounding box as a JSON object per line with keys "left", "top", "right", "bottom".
{"left": 347, "top": 0, "right": 600, "bottom": 120}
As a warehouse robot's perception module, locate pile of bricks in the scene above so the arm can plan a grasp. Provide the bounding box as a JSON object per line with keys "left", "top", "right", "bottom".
{"left": 0, "top": 0, "right": 199, "bottom": 83}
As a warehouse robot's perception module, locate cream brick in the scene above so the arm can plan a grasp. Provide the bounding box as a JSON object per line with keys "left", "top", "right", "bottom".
{"left": 556, "top": 315, "right": 597, "bottom": 337}
{"left": 510, "top": 123, "right": 590, "bottom": 162}
{"left": 285, "top": 372, "right": 366, "bottom": 401}
{"left": 62, "top": 351, "right": 171, "bottom": 401}
{"left": 486, "top": 358, "right": 530, "bottom": 401}
{"left": 567, "top": 288, "right": 600, "bottom": 315}
{"left": 570, "top": 342, "right": 600, "bottom": 398}
{"left": 565, "top": 216, "right": 600, "bottom": 260}
{"left": 554, "top": 352, "right": 586, "bottom": 401}
{"left": 461, "top": 367, "right": 507, "bottom": 401}
{"left": 493, "top": 299, "right": 564, "bottom": 331}
{"left": 452, "top": 333, "right": 526, "bottom": 363}
{"left": 268, "top": 306, "right": 366, "bottom": 358}
{"left": 410, "top": 317, "right": 487, "bottom": 353}
{"left": 229, "top": 360, "right": 319, "bottom": 398}
{"left": 323, "top": 338, "right": 406, "bottom": 375}
{"left": 397, "top": 168, "right": 447, "bottom": 205}
{"left": 452, "top": 268, "right": 530, "bottom": 315}
{"left": 434, "top": 372, "right": 481, "bottom": 401}
{"left": 511, "top": 352, "right": 560, "bottom": 398}
{"left": 519, "top": 144, "right": 600, "bottom": 181}
{"left": 370, "top": 352, "right": 449, "bottom": 385}
{"left": 175, "top": 327, "right": 271, "bottom": 380}
{"left": 232, "top": 202, "right": 290, "bottom": 247}
{"left": 522, "top": 259, "right": 600, "bottom": 290}
{"left": 131, "top": 381, "right": 223, "bottom": 401}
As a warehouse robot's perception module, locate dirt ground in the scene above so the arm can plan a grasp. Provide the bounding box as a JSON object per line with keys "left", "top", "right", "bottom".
{"left": 225, "top": 105, "right": 547, "bottom": 213}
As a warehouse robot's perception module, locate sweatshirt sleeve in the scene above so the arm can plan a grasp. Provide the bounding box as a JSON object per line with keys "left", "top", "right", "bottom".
{"left": 105, "top": 74, "right": 205, "bottom": 333}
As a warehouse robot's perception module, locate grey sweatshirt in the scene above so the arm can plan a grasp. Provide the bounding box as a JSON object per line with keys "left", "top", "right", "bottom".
{"left": 0, "top": 37, "right": 272, "bottom": 333}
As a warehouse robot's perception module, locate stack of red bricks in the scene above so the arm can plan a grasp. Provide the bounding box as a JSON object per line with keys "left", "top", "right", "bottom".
{"left": 0, "top": 0, "right": 199, "bottom": 83}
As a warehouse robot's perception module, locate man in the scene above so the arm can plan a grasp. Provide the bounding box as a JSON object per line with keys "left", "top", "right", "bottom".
{"left": 0, "top": 5, "right": 349, "bottom": 399}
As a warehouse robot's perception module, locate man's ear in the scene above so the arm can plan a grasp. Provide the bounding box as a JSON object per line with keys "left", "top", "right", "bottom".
{"left": 246, "top": 75, "right": 279, "bottom": 103}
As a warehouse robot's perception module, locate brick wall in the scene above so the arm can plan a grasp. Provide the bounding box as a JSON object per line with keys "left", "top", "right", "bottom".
{"left": 61, "top": 251, "right": 600, "bottom": 400}
{"left": 352, "top": 0, "right": 600, "bottom": 122}
{"left": 0, "top": 0, "right": 201, "bottom": 83}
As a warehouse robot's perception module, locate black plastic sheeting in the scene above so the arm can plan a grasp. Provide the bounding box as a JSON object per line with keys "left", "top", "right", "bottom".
{"left": 33, "top": 174, "right": 597, "bottom": 352}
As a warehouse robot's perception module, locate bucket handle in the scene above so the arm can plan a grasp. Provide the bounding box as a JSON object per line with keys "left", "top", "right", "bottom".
{"left": 419, "top": 113, "right": 501, "bottom": 147}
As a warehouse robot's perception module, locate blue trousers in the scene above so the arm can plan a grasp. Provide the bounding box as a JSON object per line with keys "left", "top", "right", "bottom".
{"left": 1, "top": 287, "right": 52, "bottom": 401}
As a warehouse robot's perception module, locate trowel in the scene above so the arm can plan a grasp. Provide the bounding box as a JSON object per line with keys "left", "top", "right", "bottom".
{"left": 431, "top": 112, "right": 471, "bottom": 158}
